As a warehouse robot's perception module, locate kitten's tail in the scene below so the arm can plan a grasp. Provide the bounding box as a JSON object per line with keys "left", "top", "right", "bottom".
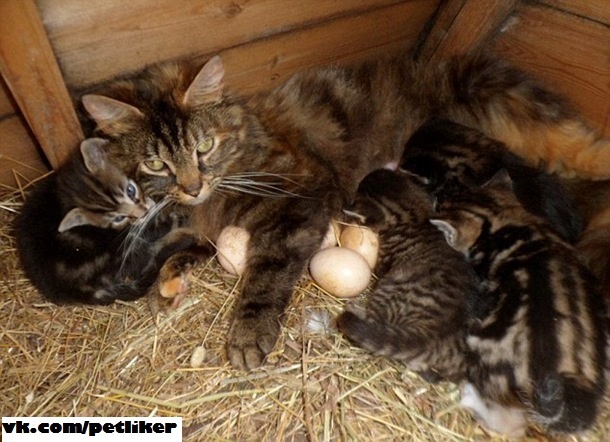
{"left": 532, "top": 373, "right": 603, "bottom": 433}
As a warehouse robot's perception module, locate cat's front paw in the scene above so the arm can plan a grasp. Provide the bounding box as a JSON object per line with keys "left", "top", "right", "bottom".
{"left": 226, "top": 315, "right": 280, "bottom": 370}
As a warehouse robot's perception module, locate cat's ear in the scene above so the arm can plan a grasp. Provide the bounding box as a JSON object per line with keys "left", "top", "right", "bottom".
{"left": 184, "top": 55, "right": 225, "bottom": 107}
{"left": 482, "top": 168, "right": 513, "bottom": 190}
{"left": 80, "top": 138, "right": 110, "bottom": 175}
{"left": 58, "top": 208, "right": 98, "bottom": 232}
{"left": 430, "top": 219, "right": 459, "bottom": 246}
{"left": 82, "top": 94, "right": 143, "bottom": 134}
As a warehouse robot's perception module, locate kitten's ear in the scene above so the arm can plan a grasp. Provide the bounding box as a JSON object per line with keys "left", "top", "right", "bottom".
{"left": 430, "top": 219, "right": 459, "bottom": 246}
{"left": 58, "top": 208, "right": 97, "bottom": 232}
{"left": 482, "top": 168, "right": 513, "bottom": 190}
{"left": 184, "top": 55, "right": 225, "bottom": 107}
{"left": 80, "top": 138, "right": 110, "bottom": 175}
{"left": 82, "top": 94, "right": 143, "bottom": 134}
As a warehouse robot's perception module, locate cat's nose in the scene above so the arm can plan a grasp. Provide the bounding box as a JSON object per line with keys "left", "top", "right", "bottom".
{"left": 182, "top": 183, "right": 202, "bottom": 197}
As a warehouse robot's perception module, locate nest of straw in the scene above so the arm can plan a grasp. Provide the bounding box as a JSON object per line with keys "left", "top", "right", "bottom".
{"left": 1, "top": 182, "right": 608, "bottom": 442}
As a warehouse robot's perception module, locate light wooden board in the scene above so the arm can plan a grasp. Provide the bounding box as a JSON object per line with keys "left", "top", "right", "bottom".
{"left": 0, "top": 0, "right": 83, "bottom": 168}
{"left": 217, "top": 1, "right": 439, "bottom": 95}
{"left": 540, "top": 0, "right": 610, "bottom": 24}
{"left": 0, "top": 78, "right": 15, "bottom": 119}
{"left": 37, "top": 0, "right": 437, "bottom": 90}
{"left": 416, "top": 0, "right": 518, "bottom": 64}
{"left": 492, "top": 3, "right": 610, "bottom": 136}
{"left": 0, "top": 116, "right": 50, "bottom": 190}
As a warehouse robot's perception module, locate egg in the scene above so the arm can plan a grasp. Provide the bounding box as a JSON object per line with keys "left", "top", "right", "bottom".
{"left": 216, "top": 226, "right": 250, "bottom": 276}
{"left": 340, "top": 225, "right": 379, "bottom": 269}
{"left": 309, "top": 246, "right": 371, "bottom": 298}
{"left": 319, "top": 220, "right": 340, "bottom": 249}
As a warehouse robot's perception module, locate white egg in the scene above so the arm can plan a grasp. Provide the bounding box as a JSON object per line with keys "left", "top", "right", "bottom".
{"left": 216, "top": 226, "right": 250, "bottom": 276}
{"left": 309, "top": 246, "right": 371, "bottom": 298}
{"left": 319, "top": 220, "right": 340, "bottom": 249}
{"left": 340, "top": 225, "right": 379, "bottom": 269}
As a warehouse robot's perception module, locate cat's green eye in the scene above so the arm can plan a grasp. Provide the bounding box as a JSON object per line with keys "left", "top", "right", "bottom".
{"left": 144, "top": 159, "right": 165, "bottom": 171}
{"left": 196, "top": 137, "right": 215, "bottom": 154}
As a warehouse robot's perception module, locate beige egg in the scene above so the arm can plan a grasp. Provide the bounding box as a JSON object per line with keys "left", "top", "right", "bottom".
{"left": 340, "top": 225, "right": 379, "bottom": 269}
{"left": 309, "top": 246, "right": 371, "bottom": 298}
{"left": 216, "top": 226, "right": 250, "bottom": 276}
{"left": 319, "top": 220, "right": 341, "bottom": 249}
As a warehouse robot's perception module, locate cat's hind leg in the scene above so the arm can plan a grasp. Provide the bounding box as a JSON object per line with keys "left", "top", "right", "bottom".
{"left": 460, "top": 382, "right": 528, "bottom": 438}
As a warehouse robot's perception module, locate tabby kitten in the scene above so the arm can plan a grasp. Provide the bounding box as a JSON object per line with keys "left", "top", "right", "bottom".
{"left": 14, "top": 138, "right": 197, "bottom": 305}
{"left": 81, "top": 53, "right": 610, "bottom": 369}
{"left": 401, "top": 118, "right": 584, "bottom": 243}
{"left": 431, "top": 173, "right": 607, "bottom": 434}
{"left": 337, "top": 168, "right": 478, "bottom": 382}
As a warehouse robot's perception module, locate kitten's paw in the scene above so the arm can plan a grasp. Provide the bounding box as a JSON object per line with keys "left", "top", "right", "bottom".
{"left": 226, "top": 316, "right": 280, "bottom": 370}
{"left": 159, "top": 273, "right": 189, "bottom": 298}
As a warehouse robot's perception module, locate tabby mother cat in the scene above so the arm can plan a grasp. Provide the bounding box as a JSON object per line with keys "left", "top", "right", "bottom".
{"left": 81, "top": 53, "right": 610, "bottom": 370}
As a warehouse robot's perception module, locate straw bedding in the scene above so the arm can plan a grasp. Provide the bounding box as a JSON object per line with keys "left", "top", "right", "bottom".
{"left": 1, "top": 182, "right": 608, "bottom": 441}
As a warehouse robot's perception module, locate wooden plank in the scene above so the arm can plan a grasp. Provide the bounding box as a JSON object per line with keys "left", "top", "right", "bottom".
{"left": 0, "top": 116, "right": 50, "bottom": 190}
{"left": 0, "top": 77, "right": 15, "bottom": 119}
{"left": 0, "top": 0, "right": 83, "bottom": 169}
{"left": 216, "top": 1, "right": 440, "bottom": 95}
{"left": 492, "top": 3, "right": 610, "bottom": 136}
{"left": 539, "top": 0, "right": 610, "bottom": 24}
{"left": 37, "top": 0, "right": 427, "bottom": 90}
{"left": 416, "top": 0, "right": 518, "bottom": 64}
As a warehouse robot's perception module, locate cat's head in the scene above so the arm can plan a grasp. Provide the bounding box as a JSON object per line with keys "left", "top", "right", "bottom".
{"left": 82, "top": 56, "right": 253, "bottom": 205}
{"left": 58, "top": 138, "right": 154, "bottom": 232}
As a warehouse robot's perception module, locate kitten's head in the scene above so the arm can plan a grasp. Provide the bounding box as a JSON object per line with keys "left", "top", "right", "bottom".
{"left": 58, "top": 138, "right": 154, "bottom": 232}
{"left": 400, "top": 118, "right": 505, "bottom": 190}
{"left": 343, "top": 168, "right": 431, "bottom": 229}
{"left": 429, "top": 170, "right": 517, "bottom": 254}
{"left": 82, "top": 56, "right": 254, "bottom": 205}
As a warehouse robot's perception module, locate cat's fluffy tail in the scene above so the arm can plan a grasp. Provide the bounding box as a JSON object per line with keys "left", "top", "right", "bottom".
{"left": 533, "top": 373, "right": 603, "bottom": 433}
{"left": 429, "top": 55, "right": 610, "bottom": 179}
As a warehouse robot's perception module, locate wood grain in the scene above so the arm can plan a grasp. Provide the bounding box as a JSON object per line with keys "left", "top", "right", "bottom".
{"left": 0, "top": 0, "right": 83, "bottom": 168}
{"left": 0, "top": 77, "right": 15, "bottom": 119}
{"left": 0, "top": 116, "right": 50, "bottom": 191}
{"left": 416, "top": 0, "right": 518, "bottom": 64}
{"left": 492, "top": 3, "right": 610, "bottom": 136}
{"left": 37, "top": 0, "right": 434, "bottom": 90}
{"left": 540, "top": 0, "right": 610, "bottom": 24}
{"left": 216, "top": 1, "right": 439, "bottom": 95}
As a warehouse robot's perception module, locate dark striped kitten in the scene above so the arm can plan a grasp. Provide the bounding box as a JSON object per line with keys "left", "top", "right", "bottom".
{"left": 14, "top": 138, "right": 197, "bottom": 305}
{"left": 81, "top": 53, "right": 610, "bottom": 369}
{"left": 401, "top": 118, "right": 584, "bottom": 243}
{"left": 337, "top": 169, "right": 478, "bottom": 382}
{"left": 431, "top": 172, "right": 607, "bottom": 434}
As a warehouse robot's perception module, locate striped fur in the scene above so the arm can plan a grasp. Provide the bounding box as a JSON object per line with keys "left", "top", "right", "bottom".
{"left": 80, "top": 53, "right": 610, "bottom": 370}
{"left": 14, "top": 139, "right": 197, "bottom": 304}
{"left": 337, "top": 169, "right": 478, "bottom": 382}
{"left": 432, "top": 175, "right": 607, "bottom": 433}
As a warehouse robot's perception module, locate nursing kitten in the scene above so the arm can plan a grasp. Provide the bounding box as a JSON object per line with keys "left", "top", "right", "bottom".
{"left": 431, "top": 173, "right": 607, "bottom": 434}
{"left": 337, "top": 169, "right": 478, "bottom": 382}
{"left": 14, "top": 138, "right": 197, "bottom": 305}
{"left": 81, "top": 53, "right": 610, "bottom": 369}
{"left": 401, "top": 118, "right": 584, "bottom": 243}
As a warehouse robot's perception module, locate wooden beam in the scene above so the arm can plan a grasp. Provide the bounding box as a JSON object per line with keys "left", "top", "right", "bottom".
{"left": 0, "top": 0, "right": 83, "bottom": 168}
{"left": 416, "top": 0, "right": 518, "bottom": 64}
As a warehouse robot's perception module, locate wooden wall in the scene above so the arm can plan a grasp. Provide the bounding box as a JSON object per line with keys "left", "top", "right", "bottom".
{"left": 491, "top": 0, "right": 609, "bottom": 136}
{"left": 0, "top": 77, "right": 49, "bottom": 190}
{"left": 0, "top": 0, "right": 608, "bottom": 190}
